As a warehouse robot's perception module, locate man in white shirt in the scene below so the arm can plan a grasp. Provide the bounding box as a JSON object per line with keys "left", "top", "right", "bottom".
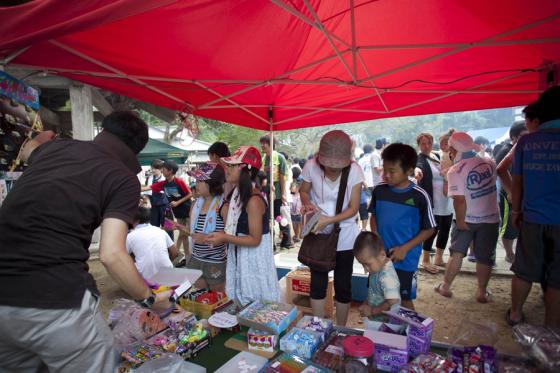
{"left": 435, "top": 133, "right": 499, "bottom": 304}
{"left": 126, "top": 207, "right": 179, "bottom": 280}
{"left": 372, "top": 138, "right": 387, "bottom": 186}
{"left": 358, "top": 144, "right": 375, "bottom": 192}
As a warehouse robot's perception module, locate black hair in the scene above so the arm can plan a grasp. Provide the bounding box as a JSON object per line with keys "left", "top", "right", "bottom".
{"left": 381, "top": 143, "right": 417, "bottom": 172}
{"left": 363, "top": 144, "right": 373, "bottom": 154}
{"left": 522, "top": 101, "right": 539, "bottom": 121}
{"left": 259, "top": 135, "right": 276, "bottom": 146}
{"left": 205, "top": 166, "right": 226, "bottom": 196}
{"left": 353, "top": 231, "right": 385, "bottom": 258}
{"left": 492, "top": 143, "right": 504, "bottom": 159}
{"left": 238, "top": 166, "right": 261, "bottom": 208}
{"left": 207, "top": 142, "right": 231, "bottom": 158}
{"left": 137, "top": 207, "right": 151, "bottom": 224}
{"left": 509, "top": 120, "right": 527, "bottom": 140}
{"left": 101, "top": 111, "right": 148, "bottom": 154}
{"left": 163, "top": 160, "right": 179, "bottom": 174}
{"left": 474, "top": 136, "right": 489, "bottom": 146}
{"left": 536, "top": 86, "right": 560, "bottom": 124}
{"left": 151, "top": 159, "right": 164, "bottom": 169}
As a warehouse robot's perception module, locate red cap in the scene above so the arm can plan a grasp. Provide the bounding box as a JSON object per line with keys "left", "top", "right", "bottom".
{"left": 343, "top": 336, "right": 375, "bottom": 358}
{"left": 221, "top": 146, "right": 262, "bottom": 170}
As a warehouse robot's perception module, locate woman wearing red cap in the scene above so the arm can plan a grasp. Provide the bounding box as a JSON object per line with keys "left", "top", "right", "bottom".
{"left": 207, "top": 146, "right": 280, "bottom": 306}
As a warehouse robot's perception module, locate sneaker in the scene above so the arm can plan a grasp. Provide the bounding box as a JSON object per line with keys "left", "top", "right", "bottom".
{"left": 467, "top": 254, "right": 476, "bottom": 263}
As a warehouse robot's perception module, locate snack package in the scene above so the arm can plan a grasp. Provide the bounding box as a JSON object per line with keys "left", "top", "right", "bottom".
{"left": 262, "top": 352, "right": 328, "bottom": 373}
{"left": 296, "top": 316, "right": 333, "bottom": 342}
{"left": 120, "top": 342, "right": 162, "bottom": 368}
{"left": 399, "top": 353, "right": 456, "bottom": 373}
{"left": 312, "top": 328, "right": 363, "bottom": 371}
{"left": 112, "top": 306, "right": 168, "bottom": 346}
{"left": 512, "top": 324, "right": 550, "bottom": 347}
{"left": 279, "top": 327, "right": 323, "bottom": 359}
{"left": 386, "top": 306, "right": 434, "bottom": 358}
{"left": 247, "top": 328, "right": 278, "bottom": 353}
{"left": 530, "top": 330, "right": 560, "bottom": 371}
{"left": 237, "top": 301, "right": 297, "bottom": 335}
{"left": 448, "top": 345, "right": 497, "bottom": 373}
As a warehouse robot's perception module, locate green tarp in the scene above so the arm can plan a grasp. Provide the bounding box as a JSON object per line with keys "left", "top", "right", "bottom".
{"left": 138, "top": 138, "right": 188, "bottom": 166}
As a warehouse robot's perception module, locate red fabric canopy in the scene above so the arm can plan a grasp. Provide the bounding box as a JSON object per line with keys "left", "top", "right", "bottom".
{"left": 2, "top": 0, "right": 560, "bottom": 130}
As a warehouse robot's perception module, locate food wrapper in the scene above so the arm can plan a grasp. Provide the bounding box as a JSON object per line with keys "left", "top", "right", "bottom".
{"left": 295, "top": 316, "right": 333, "bottom": 342}
{"left": 279, "top": 327, "right": 322, "bottom": 359}
{"left": 449, "top": 345, "right": 497, "bottom": 373}
{"left": 399, "top": 353, "right": 456, "bottom": 373}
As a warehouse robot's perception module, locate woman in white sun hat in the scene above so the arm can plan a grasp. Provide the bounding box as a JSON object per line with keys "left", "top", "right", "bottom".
{"left": 299, "top": 130, "right": 364, "bottom": 326}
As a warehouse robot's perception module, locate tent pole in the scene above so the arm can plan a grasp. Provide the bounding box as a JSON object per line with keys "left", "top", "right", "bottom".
{"left": 268, "top": 106, "right": 275, "bottom": 253}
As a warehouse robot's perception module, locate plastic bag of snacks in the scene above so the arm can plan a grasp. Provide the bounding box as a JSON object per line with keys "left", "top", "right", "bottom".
{"left": 512, "top": 324, "right": 560, "bottom": 370}
{"left": 399, "top": 353, "right": 456, "bottom": 373}
{"left": 448, "top": 345, "right": 497, "bottom": 373}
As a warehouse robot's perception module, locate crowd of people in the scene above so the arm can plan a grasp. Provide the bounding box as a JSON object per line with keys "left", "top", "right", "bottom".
{"left": 0, "top": 86, "right": 558, "bottom": 371}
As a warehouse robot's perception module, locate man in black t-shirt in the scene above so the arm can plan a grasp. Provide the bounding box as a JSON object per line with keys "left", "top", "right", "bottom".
{"left": 495, "top": 120, "right": 527, "bottom": 263}
{"left": 0, "top": 112, "right": 172, "bottom": 372}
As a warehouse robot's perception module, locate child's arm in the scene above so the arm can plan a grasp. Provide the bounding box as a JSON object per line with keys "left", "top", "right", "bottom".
{"left": 359, "top": 299, "right": 399, "bottom": 317}
{"left": 389, "top": 228, "right": 435, "bottom": 262}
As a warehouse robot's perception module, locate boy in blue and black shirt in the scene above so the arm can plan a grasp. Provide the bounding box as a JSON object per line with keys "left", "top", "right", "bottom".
{"left": 368, "top": 143, "right": 436, "bottom": 309}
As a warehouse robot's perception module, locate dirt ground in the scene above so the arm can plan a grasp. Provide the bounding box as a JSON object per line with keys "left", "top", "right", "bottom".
{"left": 89, "top": 259, "right": 544, "bottom": 356}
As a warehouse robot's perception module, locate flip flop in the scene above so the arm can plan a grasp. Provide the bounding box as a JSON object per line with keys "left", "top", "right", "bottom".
{"left": 434, "top": 283, "right": 452, "bottom": 298}
{"left": 421, "top": 263, "right": 440, "bottom": 274}
{"left": 476, "top": 290, "right": 492, "bottom": 304}
{"left": 505, "top": 308, "right": 525, "bottom": 327}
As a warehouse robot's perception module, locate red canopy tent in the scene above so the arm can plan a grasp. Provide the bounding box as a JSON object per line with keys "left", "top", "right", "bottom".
{"left": 2, "top": 0, "right": 560, "bottom": 131}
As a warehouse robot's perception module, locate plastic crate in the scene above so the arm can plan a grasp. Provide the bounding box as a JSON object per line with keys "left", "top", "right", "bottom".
{"left": 179, "top": 296, "right": 229, "bottom": 319}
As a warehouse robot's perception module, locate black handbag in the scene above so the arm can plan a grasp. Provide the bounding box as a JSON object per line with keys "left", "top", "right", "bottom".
{"left": 298, "top": 165, "right": 350, "bottom": 272}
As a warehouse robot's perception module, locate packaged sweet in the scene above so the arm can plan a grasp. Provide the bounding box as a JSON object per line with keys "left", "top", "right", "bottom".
{"left": 342, "top": 335, "right": 375, "bottom": 372}
{"left": 112, "top": 306, "right": 168, "bottom": 345}
{"left": 120, "top": 342, "right": 162, "bottom": 368}
{"left": 215, "top": 351, "right": 268, "bottom": 373}
{"left": 448, "top": 345, "right": 497, "bottom": 373}
{"left": 398, "top": 353, "right": 456, "bottom": 373}
{"left": 364, "top": 329, "right": 408, "bottom": 372}
{"left": 385, "top": 307, "right": 434, "bottom": 358}
{"left": 313, "top": 327, "right": 364, "bottom": 371}
{"left": 530, "top": 330, "right": 560, "bottom": 371}
{"left": 512, "top": 324, "right": 550, "bottom": 347}
{"left": 296, "top": 316, "right": 333, "bottom": 342}
{"left": 279, "top": 327, "right": 322, "bottom": 359}
{"left": 247, "top": 328, "right": 278, "bottom": 353}
{"left": 262, "top": 352, "right": 329, "bottom": 373}
{"left": 162, "top": 308, "right": 196, "bottom": 331}
{"left": 237, "top": 300, "right": 297, "bottom": 335}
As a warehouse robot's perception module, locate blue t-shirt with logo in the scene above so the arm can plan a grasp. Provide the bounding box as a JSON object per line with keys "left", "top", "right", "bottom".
{"left": 512, "top": 119, "right": 560, "bottom": 225}
{"left": 368, "top": 182, "right": 436, "bottom": 272}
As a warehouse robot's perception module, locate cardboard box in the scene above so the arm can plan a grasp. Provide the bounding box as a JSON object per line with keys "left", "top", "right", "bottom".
{"left": 247, "top": 328, "right": 278, "bottom": 353}
{"left": 237, "top": 301, "right": 298, "bottom": 335}
{"left": 385, "top": 306, "right": 434, "bottom": 358}
{"left": 364, "top": 329, "right": 409, "bottom": 373}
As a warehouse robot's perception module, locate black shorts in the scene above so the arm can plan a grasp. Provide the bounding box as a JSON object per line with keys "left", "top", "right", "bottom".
{"left": 395, "top": 269, "right": 417, "bottom": 300}
{"left": 499, "top": 191, "right": 518, "bottom": 240}
{"left": 359, "top": 203, "right": 369, "bottom": 220}
{"left": 511, "top": 222, "right": 560, "bottom": 289}
{"left": 291, "top": 214, "right": 302, "bottom": 223}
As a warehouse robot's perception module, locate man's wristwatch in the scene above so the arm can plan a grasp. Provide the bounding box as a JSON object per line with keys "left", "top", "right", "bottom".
{"left": 136, "top": 291, "right": 156, "bottom": 308}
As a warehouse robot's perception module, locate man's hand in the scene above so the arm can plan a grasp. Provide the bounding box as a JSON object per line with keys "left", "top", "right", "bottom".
{"left": 170, "top": 201, "right": 179, "bottom": 208}
{"left": 359, "top": 303, "right": 372, "bottom": 318}
{"left": 389, "top": 245, "right": 408, "bottom": 262}
{"left": 301, "top": 203, "right": 317, "bottom": 215}
{"left": 456, "top": 220, "right": 469, "bottom": 231}
{"left": 151, "top": 290, "right": 174, "bottom": 313}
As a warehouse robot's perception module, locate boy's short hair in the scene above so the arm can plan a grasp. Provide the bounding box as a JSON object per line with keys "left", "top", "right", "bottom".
{"left": 259, "top": 135, "right": 276, "bottom": 146}
{"left": 522, "top": 101, "right": 539, "bottom": 121}
{"left": 101, "top": 111, "right": 148, "bottom": 154}
{"left": 363, "top": 144, "right": 373, "bottom": 154}
{"left": 137, "top": 207, "right": 151, "bottom": 224}
{"left": 382, "top": 143, "right": 418, "bottom": 172}
{"left": 151, "top": 159, "right": 164, "bottom": 169}
{"left": 509, "top": 120, "right": 527, "bottom": 140}
{"left": 163, "top": 160, "right": 179, "bottom": 174}
{"left": 536, "top": 86, "right": 560, "bottom": 124}
{"left": 353, "top": 231, "right": 385, "bottom": 258}
{"left": 207, "top": 142, "right": 231, "bottom": 158}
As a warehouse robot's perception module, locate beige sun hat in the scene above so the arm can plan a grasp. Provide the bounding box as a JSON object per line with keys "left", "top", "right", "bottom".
{"left": 317, "top": 130, "right": 353, "bottom": 168}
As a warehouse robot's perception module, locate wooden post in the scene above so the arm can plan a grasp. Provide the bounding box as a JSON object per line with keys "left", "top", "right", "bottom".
{"left": 69, "top": 84, "right": 94, "bottom": 141}
{"left": 69, "top": 84, "right": 100, "bottom": 246}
